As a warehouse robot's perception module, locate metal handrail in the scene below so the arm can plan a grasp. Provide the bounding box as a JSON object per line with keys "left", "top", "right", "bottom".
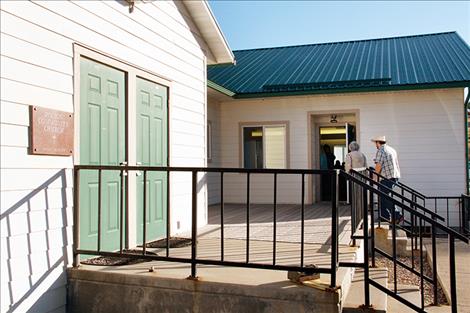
{"left": 74, "top": 164, "right": 334, "bottom": 175}
{"left": 365, "top": 167, "right": 426, "bottom": 199}
{"left": 342, "top": 171, "right": 468, "bottom": 242}
{"left": 350, "top": 169, "right": 445, "bottom": 222}
{"left": 342, "top": 169, "right": 467, "bottom": 313}
{"left": 73, "top": 164, "right": 341, "bottom": 289}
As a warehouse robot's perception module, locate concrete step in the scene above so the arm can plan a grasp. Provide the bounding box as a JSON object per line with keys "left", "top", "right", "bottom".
{"left": 342, "top": 268, "right": 388, "bottom": 313}
{"left": 386, "top": 284, "right": 420, "bottom": 313}
{"left": 374, "top": 225, "right": 411, "bottom": 257}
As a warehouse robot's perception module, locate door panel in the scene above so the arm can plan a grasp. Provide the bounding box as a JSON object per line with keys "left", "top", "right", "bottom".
{"left": 346, "top": 123, "right": 356, "bottom": 151}
{"left": 136, "top": 77, "right": 168, "bottom": 244}
{"left": 79, "top": 58, "right": 125, "bottom": 253}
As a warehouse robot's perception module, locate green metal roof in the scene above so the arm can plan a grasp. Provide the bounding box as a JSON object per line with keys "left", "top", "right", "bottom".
{"left": 207, "top": 32, "right": 470, "bottom": 98}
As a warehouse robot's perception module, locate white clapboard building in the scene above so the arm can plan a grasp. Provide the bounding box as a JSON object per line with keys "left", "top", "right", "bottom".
{"left": 0, "top": 1, "right": 233, "bottom": 312}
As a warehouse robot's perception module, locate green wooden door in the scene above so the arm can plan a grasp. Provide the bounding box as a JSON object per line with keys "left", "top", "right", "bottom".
{"left": 79, "top": 58, "right": 125, "bottom": 252}
{"left": 136, "top": 77, "right": 168, "bottom": 244}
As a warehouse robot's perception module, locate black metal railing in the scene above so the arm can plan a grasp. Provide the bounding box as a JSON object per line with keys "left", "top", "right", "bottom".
{"left": 72, "top": 165, "right": 341, "bottom": 287}
{"left": 365, "top": 168, "right": 469, "bottom": 236}
{"left": 344, "top": 170, "right": 469, "bottom": 313}
{"left": 463, "top": 194, "right": 470, "bottom": 234}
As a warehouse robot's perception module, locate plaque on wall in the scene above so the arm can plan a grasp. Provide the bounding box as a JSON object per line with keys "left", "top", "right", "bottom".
{"left": 30, "top": 106, "right": 74, "bottom": 156}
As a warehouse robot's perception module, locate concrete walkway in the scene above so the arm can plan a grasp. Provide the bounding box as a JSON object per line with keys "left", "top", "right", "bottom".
{"left": 424, "top": 238, "right": 470, "bottom": 313}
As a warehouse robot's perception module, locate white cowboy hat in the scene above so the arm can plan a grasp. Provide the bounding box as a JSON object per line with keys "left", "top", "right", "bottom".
{"left": 371, "top": 135, "right": 387, "bottom": 142}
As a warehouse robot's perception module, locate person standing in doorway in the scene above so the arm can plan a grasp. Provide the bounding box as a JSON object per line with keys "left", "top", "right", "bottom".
{"left": 371, "top": 136, "right": 403, "bottom": 223}
{"left": 320, "top": 144, "right": 336, "bottom": 201}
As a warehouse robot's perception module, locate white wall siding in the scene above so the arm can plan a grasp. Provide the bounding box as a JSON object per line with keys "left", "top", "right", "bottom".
{"left": 207, "top": 98, "right": 222, "bottom": 205}
{"left": 214, "top": 88, "right": 465, "bottom": 225}
{"left": 1, "top": 1, "right": 209, "bottom": 312}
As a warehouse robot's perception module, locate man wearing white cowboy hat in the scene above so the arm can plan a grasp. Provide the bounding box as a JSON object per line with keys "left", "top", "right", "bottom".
{"left": 371, "top": 135, "right": 403, "bottom": 223}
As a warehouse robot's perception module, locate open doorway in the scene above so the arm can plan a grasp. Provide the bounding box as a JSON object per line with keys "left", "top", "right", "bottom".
{"left": 319, "top": 125, "right": 355, "bottom": 201}
{"left": 309, "top": 112, "right": 358, "bottom": 203}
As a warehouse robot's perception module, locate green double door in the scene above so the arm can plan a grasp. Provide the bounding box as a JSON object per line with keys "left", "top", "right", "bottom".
{"left": 136, "top": 77, "right": 168, "bottom": 244}
{"left": 79, "top": 58, "right": 167, "bottom": 252}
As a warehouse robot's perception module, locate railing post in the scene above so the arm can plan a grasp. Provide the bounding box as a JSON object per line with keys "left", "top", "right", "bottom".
{"left": 369, "top": 173, "right": 375, "bottom": 268}
{"left": 392, "top": 209, "right": 398, "bottom": 294}
{"left": 220, "top": 171, "right": 224, "bottom": 262}
{"left": 246, "top": 172, "right": 250, "bottom": 263}
{"left": 120, "top": 169, "right": 124, "bottom": 254}
{"left": 350, "top": 173, "right": 356, "bottom": 246}
{"left": 411, "top": 194, "right": 416, "bottom": 269}
{"left": 460, "top": 195, "right": 466, "bottom": 234}
{"left": 73, "top": 167, "right": 80, "bottom": 267}
{"left": 97, "top": 169, "right": 102, "bottom": 252}
{"left": 362, "top": 180, "right": 370, "bottom": 308}
{"left": 431, "top": 219, "right": 438, "bottom": 305}
{"left": 449, "top": 234, "right": 458, "bottom": 313}
{"left": 191, "top": 170, "right": 198, "bottom": 278}
{"left": 166, "top": 168, "right": 170, "bottom": 257}
{"left": 273, "top": 173, "right": 277, "bottom": 266}
{"left": 300, "top": 173, "right": 305, "bottom": 268}
{"left": 142, "top": 170, "right": 147, "bottom": 255}
{"left": 419, "top": 218, "right": 425, "bottom": 309}
{"left": 330, "top": 170, "right": 339, "bottom": 288}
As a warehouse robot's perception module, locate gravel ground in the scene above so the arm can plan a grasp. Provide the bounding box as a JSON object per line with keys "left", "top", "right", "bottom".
{"left": 373, "top": 254, "right": 448, "bottom": 306}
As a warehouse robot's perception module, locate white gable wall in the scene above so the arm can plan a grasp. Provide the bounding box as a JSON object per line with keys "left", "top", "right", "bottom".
{"left": 215, "top": 88, "right": 466, "bottom": 225}
{"left": 0, "top": 1, "right": 209, "bottom": 312}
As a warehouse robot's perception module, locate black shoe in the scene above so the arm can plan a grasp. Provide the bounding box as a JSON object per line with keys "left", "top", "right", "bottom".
{"left": 394, "top": 214, "right": 404, "bottom": 225}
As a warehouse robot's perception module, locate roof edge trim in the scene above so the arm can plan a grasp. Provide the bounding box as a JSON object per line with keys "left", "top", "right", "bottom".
{"left": 183, "top": 1, "right": 235, "bottom": 65}
{"left": 233, "top": 82, "right": 470, "bottom": 99}
{"left": 208, "top": 80, "right": 236, "bottom": 97}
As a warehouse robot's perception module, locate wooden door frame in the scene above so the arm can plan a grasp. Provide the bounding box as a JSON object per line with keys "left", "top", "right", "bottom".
{"left": 306, "top": 110, "right": 360, "bottom": 203}
{"left": 73, "top": 43, "right": 172, "bottom": 248}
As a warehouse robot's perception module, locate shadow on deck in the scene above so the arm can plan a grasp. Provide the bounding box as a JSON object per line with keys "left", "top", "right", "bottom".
{"left": 68, "top": 203, "right": 359, "bottom": 313}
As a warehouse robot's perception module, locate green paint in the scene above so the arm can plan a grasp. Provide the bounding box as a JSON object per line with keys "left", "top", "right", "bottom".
{"left": 79, "top": 58, "right": 126, "bottom": 253}
{"left": 136, "top": 78, "right": 168, "bottom": 244}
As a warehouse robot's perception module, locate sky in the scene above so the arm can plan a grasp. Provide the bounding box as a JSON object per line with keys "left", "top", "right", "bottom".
{"left": 208, "top": 1, "right": 470, "bottom": 50}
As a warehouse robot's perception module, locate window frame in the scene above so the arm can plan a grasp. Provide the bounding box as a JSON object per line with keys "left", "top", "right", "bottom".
{"left": 239, "top": 121, "right": 290, "bottom": 169}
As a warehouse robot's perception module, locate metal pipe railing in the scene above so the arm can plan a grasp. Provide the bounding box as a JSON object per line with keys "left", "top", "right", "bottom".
{"left": 352, "top": 169, "right": 445, "bottom": 222}
{"left": 342, "top": 170, "right": 469, "bottom": 313}
{"left": 366, "top": 167, "right": 470, "bottom": 235}
{"left": 72, "top": 164, "right": 468, "bottom": 313}
{"left": 73, "top": 165, "right": 339, "bottom": 284}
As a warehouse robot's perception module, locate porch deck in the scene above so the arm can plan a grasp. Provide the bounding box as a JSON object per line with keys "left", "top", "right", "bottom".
{"left": 74, "top": 202, "right": 356, "bottom": 281}
{"left": 69, "top": 203, "right": 359, "bottom": 313}
{"left": 194, "top": 202, "right": 353, "bottom": 246}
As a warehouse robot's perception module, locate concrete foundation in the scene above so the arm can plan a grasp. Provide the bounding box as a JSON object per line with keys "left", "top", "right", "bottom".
{"left": 67, "top": 267, "right": 342, "bottom": 313}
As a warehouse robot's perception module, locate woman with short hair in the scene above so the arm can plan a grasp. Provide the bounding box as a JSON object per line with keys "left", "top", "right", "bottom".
{"left": 345, "top": 141, "right": 368, "bottom": 226}
{"left": 345, "top": 141, "right": 367, "bottom": 172}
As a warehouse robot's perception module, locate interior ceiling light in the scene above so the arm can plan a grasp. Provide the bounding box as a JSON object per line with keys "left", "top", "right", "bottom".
{"left": 330, "top": 115, "right": 338, "bottom": 123}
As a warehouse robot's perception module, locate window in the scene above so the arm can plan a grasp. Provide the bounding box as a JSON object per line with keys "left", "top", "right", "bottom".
{"left": 242, "top": 124, "right": 287, "bottom": 169}
{"left": 207, "top": 121, "right": 212, "bottom": 162}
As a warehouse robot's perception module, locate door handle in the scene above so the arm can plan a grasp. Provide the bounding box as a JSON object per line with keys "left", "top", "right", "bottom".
{"left": 136, "top": 162, "right": 142, "bottom": 176}
{"left": 119, "top": 161, "right": 128, "bottom": 176}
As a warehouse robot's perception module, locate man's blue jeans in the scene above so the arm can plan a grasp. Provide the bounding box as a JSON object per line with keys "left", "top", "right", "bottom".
{"left": 379, "top": 178, "right": 401, "bottom": 221}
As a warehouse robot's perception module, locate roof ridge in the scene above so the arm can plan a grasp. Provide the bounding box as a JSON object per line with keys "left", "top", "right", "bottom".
{"left": 232, "top": 31, "right": 457, "bottom": 53}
